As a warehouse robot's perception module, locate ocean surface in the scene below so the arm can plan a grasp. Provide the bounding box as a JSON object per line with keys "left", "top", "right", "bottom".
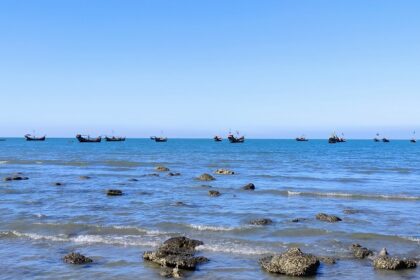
{"left": 0, "top": 138, "right": 419, "bottom": 279}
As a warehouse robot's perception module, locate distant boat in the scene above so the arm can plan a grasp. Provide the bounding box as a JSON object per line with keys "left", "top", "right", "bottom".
{"left": 214, "top": 136, "right": 222, "bottom": 142}
{"left": 296, "top": 135, "right": 308, "bottom": 142}
{"left": 374, "top": 133, "right": 380, "bottom": 142}
{"left": 382, "top": 138, "right": 390, "bottom": 143}
{"left": 228, "top": 131, "right": 245, "bottom": 143}
{"left": 328, "top": 132, "right": 345, "bottom": 144}
{"left": 105, "top": 136, "right": 126, "bottom": 142}
{"left": 76, "top": 134, "right": 101, "bottom": 143}
{"left": 410, "top": 131, "right": 416, "bottom": 143}
{"left": 24, "top": 134, "right": 46, "bottom": 141}
{"left": 150, "top": 136, "right": 167, "bottom": 142}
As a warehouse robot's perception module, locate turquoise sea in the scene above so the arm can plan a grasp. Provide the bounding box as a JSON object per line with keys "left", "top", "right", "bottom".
{"left": 0, "top": 138, "right": 419, "bottom": 279}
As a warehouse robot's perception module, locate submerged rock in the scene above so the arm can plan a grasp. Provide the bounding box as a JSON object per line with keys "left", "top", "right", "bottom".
{"left": 291, "top": 218, "right": 307, "bottom": 223}
{"left": 128, "top": 178, "right": 139, "bottom": 182}
{"left": 79, "top": 175, "right": 91, "bottom": 180}
{"left": 242, "top": 183, "right": 255, "bottom": 190}
{"left": 197, "top": 173, "right": 215, "bottom": 181}
{"left": 373, "top": 248, "right": 417, "bottom": 270}
{"left": 140, "top": 173, "right": 160, "bottom": 177}
{"left": 168, "top": 172, "right": 181, "bottom": 176}
{"left": 343, "top": 209, "right": 361, "bottom": 214}
{"left": 175, "top": 201, "right": 187, "bottom": 206}
{"left": 160, "top": 267, "right": 183, "bottom": 278}
{"left": 143, "top": 236, "right": 209, "bottom": 271}
{"left": 316, "top": 213, "right": 342, "bottom": 222}
{"left": 350, "top": 244, "right": 373, "bottom": 259}
{"left": 63, "top": 252, "right": 93, "bottom": 265}
{"left": 53, "top": 182, "right": 63, "bottom": 186}
{"left": 107, "top": 189, "right": 123, "bottom": 196}
{"left": 156, "top": 166, "right": 170, "bottom": 172}
{"left": 250, "top": 218, "right": 273, "bottom": 225}
{"left": 260, "top": 248, "right": 320, "bottom": 276}
{"left": 4, "top": 175, "right": 29, "bottom": 181}
{"left": 208, "top": 190, "right": 221, "bottom": 197}
{"left": 214, "top": 169, "right": 235, "bottom": 175}
{"left": 318, "top": 256, "right": 337, "bottom": 264}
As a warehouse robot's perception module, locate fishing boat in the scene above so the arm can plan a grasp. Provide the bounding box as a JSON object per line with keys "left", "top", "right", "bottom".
{"left": 227, "top": 131, "right": 245, "bottom": 143}
{"left": 382, "top": 138, "right": 390, "bottom": 143}
{"left": 24, "top": 134, "right": 46, "bottom": 141}
{"left": 76, "top": 134, "right": 102, "bottom": 143}
{"left": 295, "top": 135, "right": 308, "bottom": 142}
{"left": 373, "top": 133, "right": 381, "bottom": 142}
{"left": 105, "top": 136, "right": 126, "bottom": 142}
{"left": 410, "top": 131, "right": 416, "bottom": 143}
{"left": 328, "top": 132, "right": 345, "bottom": 144}
{"left": 150, "top": 136, "right": 168, "bottom": 142}
{"left": 338, "top": 133, "right": 346, "bottom": 142}
{"left": 214, "top": 136, "right": 222, "bottom": 142}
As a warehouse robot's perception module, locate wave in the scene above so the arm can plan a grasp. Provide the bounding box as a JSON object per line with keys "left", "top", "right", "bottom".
{"left": 260, "top": 189, "right": 420, "bottom": 201}
{"left": 186, "top": 224, "right": 255, "bottom": 232}
{"left": 197, "top": 242, "right": 277, "bottom": 256}
{"left": 0, "top": 160, "right": 8, "bottom": 164}
{"left": 254, "top": 174, "right": 365, "bottom": 183}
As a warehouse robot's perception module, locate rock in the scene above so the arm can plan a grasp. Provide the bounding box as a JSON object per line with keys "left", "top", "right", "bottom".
{"left": 175, "top": 201, "right": 187, "bottom": 206}
{"left": 156, "top": 166, "right": 170, "bottom": 172}
{"left": 197, "top": 173, "right": 215, "bottom": 181}
{"left": 128, "top": 178, "right": 138, "bottom": 182}
{"left": 250, "top": 218, "right": 273, "bottom": 225}
{"left": 242, "top": 183, "right": 255, "bottom": 190}
{"left": 63, "top": 252, "right": 93, "bottom": 265}
{"left": 79, "top": 175, "right": 91, "bottom": 180}
{"left": 291, "top": 218, "right": 306, "bottom": 223}
{"left": 53, "top": 182, "right": 63, "bottom": 186}
{"left": 168, "top": 172, "right": 181, "bottom": 176}
{"left": 4, "top": 175, "right": 29, "bottom": 181}
{"left": 316, "top": 213, "right": 342, "bottom": 222}
{"left": 143, "top": 236, "right": 209, "bottom": 270}
{"left": 318, "top": 256, "right": 337, "bottom": 264}
{"left": 260, "top": 248, "right": 320, "bottom": 276}
{"left": 373, "top": 249, "right": 417, "bottom": 270}
{"left": 214, "top": 169, "right": 235, "bottom": 175}
{"left": 350, "top": 244, "right": 373, "bottom": 259}
{"left": 107, "top": 189, "right": 123, "bottom": 196}
{"left": 208, "top": 190, "right": 221, "bottom": 197}
{"left": 140, "top": 173, "right": 160, "bottom": 177}
{"left": 343, "top": 209, "right": 361, "bottom": 214}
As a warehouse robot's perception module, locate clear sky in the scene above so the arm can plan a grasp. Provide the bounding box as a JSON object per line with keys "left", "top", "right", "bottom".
{"left": 0, "top": 0, "right": 419, "bottom": 138}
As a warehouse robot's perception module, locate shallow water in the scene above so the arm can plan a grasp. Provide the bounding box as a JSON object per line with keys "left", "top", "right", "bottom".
{"left": 0, "top": 138, "right": 419, "bottom": 279}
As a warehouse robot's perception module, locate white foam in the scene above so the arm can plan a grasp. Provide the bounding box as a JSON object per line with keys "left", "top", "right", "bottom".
{"left": 0, "top": 161, "right": 8, "bottom": 164}
{"left": 188, "top": 224, "right": 239, "bottom": 232}
{"left": 197, "top": 244, "right": 276, "bottom": 256}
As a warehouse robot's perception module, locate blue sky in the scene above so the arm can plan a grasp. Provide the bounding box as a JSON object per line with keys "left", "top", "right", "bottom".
{"left": 0, "top": 0, "right": 419, "bottom": 138}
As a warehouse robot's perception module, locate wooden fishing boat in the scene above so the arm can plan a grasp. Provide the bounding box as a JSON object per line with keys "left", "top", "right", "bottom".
{"left": 76, "top": 134, "right": 102, "bottom": 143}
{"left": 228, "top": 132, "right": 245, "bottom": 143}
{"left": 24, "top": 134, "right": 46, "bottom": 141}
{"left": 105, "top": 136, "right": 126, "bottom": 142}
{"left": 296, "top": 135, "right": 308, "bottom": 142}
{"left": 150, "top": 136, "right": 167, "bottom": 142}
{"left": 214, "top": 136, "right": 222, "bottom": 142}
{"left": 410, "top": 139, "right": 416, "bottom": 143}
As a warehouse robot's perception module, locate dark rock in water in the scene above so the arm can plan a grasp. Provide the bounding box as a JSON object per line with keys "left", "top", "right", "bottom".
{"left": 199, "top": 185, "right": 212, "bottom": 188}
{"left": 53, "top": 182, "right": 63, "bottom": 186}
{"left": 343, "top": 209, "right": 361, "bottom": 214}
{"left": 243, "top": 183, "right": 255, "bottom": 190}
{"left": 79, "top": 175, "right": 91, "bottom": 180}
{"left": 168, "top": 172, "right": 181, "bottom": 176}
{"left": 140, "top": 173, "right": 160, "bottom": 177}
{"left": 107, "top": 189, "right": 123, "bottom": 196}
{"left": 316, "top": 213, "right": 342, "bottom": 222}
{"left": 4, "top": 175, "right": 29, "bottom": 181}
{"left": 291, "top": 218, "right": 306, "bottom": 223}
{"left": 373, "top": 248, "right": 417, "bottom": 270}
{"left": 160, "top": 267, "right": 183, "bottom": 278}
{"left": 128, "top": 178, "right": 139, "bottom": 182}
{"left": 197, "top": 173, "right": 215, "bottom": 181}
{"left": 318, "top": 256, "right": 337, "bottom": 264}
{"left": 143, "top": 236, "right": 209, "bottom": 271}
{"left": 214, "top": 169, "right": 235, "bottom": 175}
{"left": 63, "top": 252, "right": 93, "bottom": 265}
{"left": 260, "top": 248, "right": 320, "bottom": 276}
{"left": 175, "top": 201, "right": 187, "bottom": 206}
{"left": 208, "top": 190, "right": 221, "bottom": 197}
{"left": 156, "top": 166, "right": 170, "bottom": 172}
{"left": 250, "top": 218, "right": 273, "bottom": 225}
{"left": 350, "top": 244, "right": 373, "bottom": 259}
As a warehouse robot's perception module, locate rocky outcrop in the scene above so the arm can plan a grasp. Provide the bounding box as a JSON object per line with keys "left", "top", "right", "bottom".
{"left": 242, "top": 183, "right": 255, "bottom": 190}
{"left": 208, "top": 190, "right": 221, "bottom": 197}
{"left": 260, "top": 248, "right": 320, "bottom": 276}
{"left": 143, "top": 236, "right": 209, "bottom": 271}
{"left": 373, "top": 248, "right": 417, "bottom": 270}
{"left": 250, "top": 218, "right": 273, "bottom": 225}
{"left": 107, "top": 189, "right": 123, "bottom": 196}
{"left": 168, "top": 172, "right": 181, "bottom": 176}
{"left": 4, "top": 174, "right": 29, "bottom": 181}
{"left": 316, "top": 213, "right": 342, "bottom": 222}
{"left": 350, "top": 244, "right": 373, "bottom": 259}
{"left": 214, "top": 169, "right": 235, "bottom": 175}
{"left": 63, "top": 252, "right": 93, "bottom": 264}
{"left": 156, "top": 166, "right": 170, "bottom": 172}
{"left": 197, "top": 174, "right": 215, "bottom": 181}
{"left": 53, "top": 182, "right": 63, "bottom": 186}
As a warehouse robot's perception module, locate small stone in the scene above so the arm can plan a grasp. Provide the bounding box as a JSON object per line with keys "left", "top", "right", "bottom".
{"left": 242, "top": 183, "right": 255, "bottom": 190}
{"left": 175, "top": 201, "right": 187, "bottom": 206}
{"left": 53, "top": 182, "right": 63, "bottom": 186}
{"left": 350, "top": 244, "right": 373, "bottom": 259}
{"left": 291, "top": 218, "right": 306, "bottom": 223}
{"left": 128, "top": 178, "right": 138, "bottom": 182}
{"left": 316, "top": 213, "right": 342, "bottom": 222}
{"left": 208, "top": 190, "right": 221, "bottom": 197}
{"left": 343, "top": 209, "right": 361, "bottom": 214}
{"left": 318, "top": 256, "right": 337, "bottom": 264}
{"left": 107, "top": 189, "right": 123, "bottom": 196}
{"left": 168, "top": 172, "right": 181, "bottom": 176}
{"left": 156, "top": 166, "right": 170, "bottom": 172}
{"left": 250, "top": 218, "right": 273, "bottom": 225}
{"left": 214, "top": 169, "right": 235, "bottom": 175}
{"left": 197, "top": 173, "right": 215, "bottom": 181}
{"left": 79, "top": 175, "right": 91, "bottom": 180}
{"left": 63, "top": 252, "right": 93, "bottom": 265}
